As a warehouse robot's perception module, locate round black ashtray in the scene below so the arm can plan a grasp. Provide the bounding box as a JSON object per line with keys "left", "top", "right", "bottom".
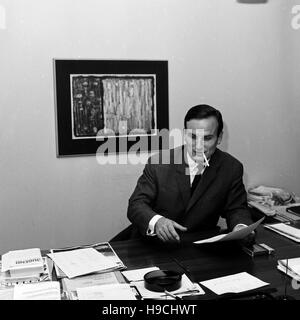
{"left": 144, "top": 270, "right": 182, "bottom": 292}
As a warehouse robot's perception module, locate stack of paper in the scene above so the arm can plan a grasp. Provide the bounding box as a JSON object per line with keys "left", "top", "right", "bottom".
{"left": 50, "top": 242, "right": 126, "bottom": 278}
{"left": 13, "top": 281, "right": 61, "bottom": 300}
{"left": 61, "top": 271, "right": 125, "bottom": 300}
{"left": 48, "top": 248, "right": 118, "bottom": 278}
{"left": 277, "top": 258, "right": 300, "bottom": 281}
{"left": 1, "top": 248, "right": 43, "bottom": 278}
{"left": 264, "top": 223, "right": 300, "bottom": 242}
{"left": 76, "top": 283, "right": 136, "bottom": 300}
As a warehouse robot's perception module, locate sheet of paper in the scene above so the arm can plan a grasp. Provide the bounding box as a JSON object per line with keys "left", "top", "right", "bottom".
{"left": 48, "top": 248, "right": 117, "bottom": 278}
{"left": 13, "top": 281, "right": 61, "bottom": 300}
{"left": 194, "top": 217, "right": 264, "bottom": 244}
{"left": 134, "top": 274, "right": 205, "bottom": 299}
{"left": 0, "top": 288, "right": 14, "bottom": 300}
{"left": 76, "top": 283, "right": 136, "bottom": 300}
{"left": 264, "top": 223, "right": 300, "bottom": 242}
{"left": 277, "top": 263, "right": 300, "bottom": 281}
{"left": 50, "top": 242, "right": 125, "bottom": 279}
{"left": 62, "top": 271, "right": 120, "bottom": 292}
{"left": 278, "top": 257, "right": 300, "bottom": 277}
{"left": 122, "top": 266, "right": 159, "bottom": 282}
{"left": 200, "top": 272, "right": 269, "bottom": 295}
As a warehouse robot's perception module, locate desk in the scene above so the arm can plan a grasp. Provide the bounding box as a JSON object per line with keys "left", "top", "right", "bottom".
{"left": 110, "top": 225, "right": 300, "bottom": 300}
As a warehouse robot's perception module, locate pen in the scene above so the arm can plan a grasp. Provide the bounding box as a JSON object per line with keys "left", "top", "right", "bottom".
{"left": 164, "top": 290, "right": 182, "bottom": 300}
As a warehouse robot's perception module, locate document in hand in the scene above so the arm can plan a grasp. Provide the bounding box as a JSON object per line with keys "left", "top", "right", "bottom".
{"left": 193, "top": 217, "right": 264, "bottom": 245}
{"left": 47, "top": 248, "right": 117, "bottom": 278}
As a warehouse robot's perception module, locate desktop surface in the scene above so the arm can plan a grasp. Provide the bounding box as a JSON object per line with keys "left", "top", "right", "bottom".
{"left": 110, "top": 225, "right": 300, "bottom": 300}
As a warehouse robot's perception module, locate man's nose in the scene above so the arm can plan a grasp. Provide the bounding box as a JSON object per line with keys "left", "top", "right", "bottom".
{"left": 195, "top": 137, "right": 204, "bottom": 149}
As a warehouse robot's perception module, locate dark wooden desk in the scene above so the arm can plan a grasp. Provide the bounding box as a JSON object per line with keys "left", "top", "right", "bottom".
{"left": 110, "top": 225, "right": 300, "bottom": 300}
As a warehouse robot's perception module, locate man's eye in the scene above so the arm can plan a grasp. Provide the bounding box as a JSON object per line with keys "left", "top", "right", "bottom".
{"left": 204, "top": 136, "right": 212, "bottom": 141}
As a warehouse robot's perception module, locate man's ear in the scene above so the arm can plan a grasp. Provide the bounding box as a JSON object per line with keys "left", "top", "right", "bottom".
{"left": 217, "top": 131, "right": 223, "bottom": 145}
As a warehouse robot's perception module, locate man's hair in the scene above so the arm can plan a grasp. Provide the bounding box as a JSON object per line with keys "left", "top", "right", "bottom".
{"left": 184, "top": 104, "right": 223, "bottom": 137}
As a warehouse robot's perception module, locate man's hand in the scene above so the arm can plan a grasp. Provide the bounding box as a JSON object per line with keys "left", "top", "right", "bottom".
{"left": 155, "top": 217, "right": 187, "bottom": 242}
{"left": 233, "top": 224, "right": 256, "bottom": 247}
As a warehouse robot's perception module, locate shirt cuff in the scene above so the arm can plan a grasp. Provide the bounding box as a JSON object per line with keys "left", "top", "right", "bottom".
{"left": 233, "top": 223, "right": 248, "bottom": 230}
{"left": 146, "top": 214, "right": 163, "bottom": 236}
{"left": 233, "top": 223, "right": 255, "bottom": 234}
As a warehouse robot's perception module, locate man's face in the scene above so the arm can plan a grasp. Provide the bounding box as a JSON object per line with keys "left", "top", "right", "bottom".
{"left": 184, "top": 116, "right": 223, "bottom": 164}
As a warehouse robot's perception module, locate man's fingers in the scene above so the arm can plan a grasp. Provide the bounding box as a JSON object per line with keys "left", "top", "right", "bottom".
{"left": 166, "top": 224, "right": 180, "bottom": 241}
{"left": 157, "top": 228, "right": 168, "bottom": 242}
{"left": 173, "top": 221, "right": 188, "bottom": 232}
{"left": 155, "top": 218, "right": 186, "bottom": 242}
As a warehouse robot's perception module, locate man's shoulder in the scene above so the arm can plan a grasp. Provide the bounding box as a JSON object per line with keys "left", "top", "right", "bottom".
{"left": 216, "top": 149, "right": 243, "bottom": 168}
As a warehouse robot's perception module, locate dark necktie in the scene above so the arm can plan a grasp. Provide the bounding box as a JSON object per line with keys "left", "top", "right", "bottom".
{"left": 191, "top": 165, "right": 203, "bottom": 195}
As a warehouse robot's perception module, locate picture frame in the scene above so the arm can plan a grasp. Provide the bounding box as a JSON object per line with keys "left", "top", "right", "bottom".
{"left": 54, "top": 59, "right": 169, "bottom": 157}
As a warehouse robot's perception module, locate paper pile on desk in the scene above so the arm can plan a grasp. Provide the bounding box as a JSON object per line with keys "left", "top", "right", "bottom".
{"left": 50, "top": 242, "right": 126, "bottom": 278}
{"left": 48, "top": 248, "right": 118, "bottom": 278}
{"left": 277, "top": 258, "right": 300, "bottom": 281}
{"left": 76, "top": 283, "right": 136, "bottom": 300}
{"left": 13, "top": 281, "right": 61, "bottom": 300}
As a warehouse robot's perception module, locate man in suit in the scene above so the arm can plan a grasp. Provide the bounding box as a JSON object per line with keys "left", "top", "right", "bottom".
{"left": 127, "top": 104, "right": 254, "bottom": 243}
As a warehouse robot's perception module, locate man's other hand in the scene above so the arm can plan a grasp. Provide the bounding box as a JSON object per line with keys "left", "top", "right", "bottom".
{"left": 155, "top": 217, "right": 187, "bottom": 242}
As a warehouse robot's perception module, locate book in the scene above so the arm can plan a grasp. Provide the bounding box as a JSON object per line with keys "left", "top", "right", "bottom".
{"left": 1, "top": 248, "right": 43, "bottom": 278}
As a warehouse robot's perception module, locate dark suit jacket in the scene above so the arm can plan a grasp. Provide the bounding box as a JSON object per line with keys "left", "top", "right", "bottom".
{"left": 127, "top": 146, "right": 252, "bottom": 238}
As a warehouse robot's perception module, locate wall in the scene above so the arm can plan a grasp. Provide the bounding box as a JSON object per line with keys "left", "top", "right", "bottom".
{"left": 0, "top": 0, "right": 299, "bottom": 253}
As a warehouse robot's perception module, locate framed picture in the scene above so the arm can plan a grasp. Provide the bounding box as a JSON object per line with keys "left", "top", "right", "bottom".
{"left": 54, "top": 59, "right": 169, "bottom": 157}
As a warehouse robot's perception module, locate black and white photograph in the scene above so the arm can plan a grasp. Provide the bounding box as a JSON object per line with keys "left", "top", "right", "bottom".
{"left": 1, "top": 0, "right": 300, "bottom": 311}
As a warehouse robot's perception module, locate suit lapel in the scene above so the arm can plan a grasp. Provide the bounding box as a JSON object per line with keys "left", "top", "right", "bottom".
{"left": 186, "top": 149, "right": 222, "bottom": 213}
